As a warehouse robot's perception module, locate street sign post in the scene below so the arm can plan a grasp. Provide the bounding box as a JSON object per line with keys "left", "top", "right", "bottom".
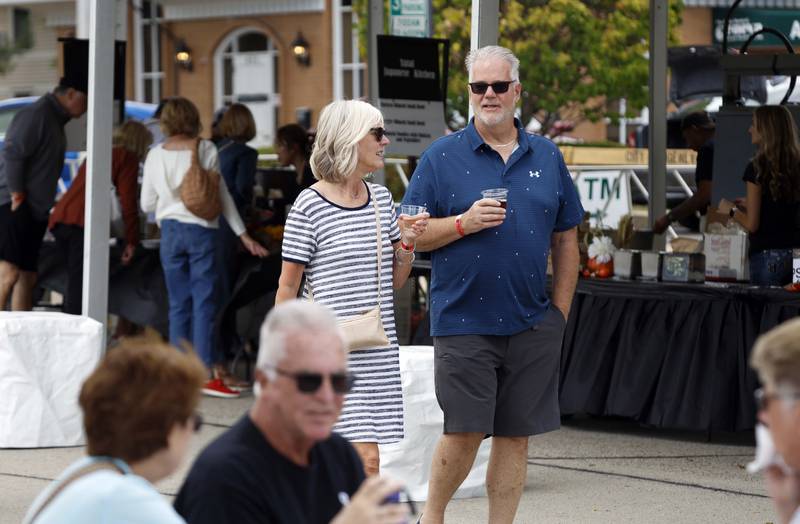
{"left": 390, "top": 0, "right": 431, "bottom": 38}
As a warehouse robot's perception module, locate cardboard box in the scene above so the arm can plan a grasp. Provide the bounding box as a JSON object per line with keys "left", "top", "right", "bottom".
{"left": 703, "top": 206, "right": 750, "bottom": 282}
{"left": 704, "top": 233, "right": 749, "bottom": 282}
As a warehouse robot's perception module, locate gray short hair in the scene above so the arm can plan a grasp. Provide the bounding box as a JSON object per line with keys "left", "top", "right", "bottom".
{"left": 256, "top": 300, "right": 346, "bottom": 381}
{"left": 310, "top": 99, "right": 384, "bottom": 184}
{"left": 465, "top": 45, "right": 520, "bottom": 82}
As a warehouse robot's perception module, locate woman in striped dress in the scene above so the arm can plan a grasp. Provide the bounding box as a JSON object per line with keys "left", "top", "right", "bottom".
{"left": 275, "top": 100, "right": 429, "bottom": 476}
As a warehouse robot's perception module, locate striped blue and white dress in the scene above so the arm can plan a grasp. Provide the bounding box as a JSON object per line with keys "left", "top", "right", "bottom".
{"left": 281, "top": 181, "right": 404, "bottom": 444}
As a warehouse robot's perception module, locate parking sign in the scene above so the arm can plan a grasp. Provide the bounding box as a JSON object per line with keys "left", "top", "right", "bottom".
{"left": 390, "top": 0, "right": 430, "bottom": 38}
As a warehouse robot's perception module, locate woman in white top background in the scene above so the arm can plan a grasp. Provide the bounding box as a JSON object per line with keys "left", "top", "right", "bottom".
{"left": 141, "top": 97, "right": 267, "bottom": 398}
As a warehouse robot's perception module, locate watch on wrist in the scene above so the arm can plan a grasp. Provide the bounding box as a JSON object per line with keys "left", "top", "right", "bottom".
{"left": 729, "top": 207, "right": 736, "bottom": 218}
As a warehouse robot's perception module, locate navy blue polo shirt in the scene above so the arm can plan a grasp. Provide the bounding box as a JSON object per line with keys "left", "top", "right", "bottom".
{"left": 402, "top": 119, "right": 584, "bottom": 337}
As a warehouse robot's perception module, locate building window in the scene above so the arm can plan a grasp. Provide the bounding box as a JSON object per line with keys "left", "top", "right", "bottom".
{"left": 218, "top": 32, "right": 277, "bottom": 106}
{"left": 333, "top": 0, "right": 366, "bottom": 100}
{"left": 214, "top": 29, "right": 280, "bottom": 146}
{"left": 12, "top": 8, "right": 32, "bottom": 50}
{"left": 134, "top": 1, "right": 164, "bottom": 103}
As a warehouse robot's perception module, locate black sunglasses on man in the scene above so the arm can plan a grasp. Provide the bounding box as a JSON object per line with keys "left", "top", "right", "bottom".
{"left": 468, "top": 80, "right": 517, "bottom": 95}
{"left": 264, "top": 366, "right": 357, "bottom": 394}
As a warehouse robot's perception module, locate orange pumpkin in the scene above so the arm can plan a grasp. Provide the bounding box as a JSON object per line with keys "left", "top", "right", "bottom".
{"left": 586, "top": 257, "right": 613, "bottom": 278}
{"left": 596, "top": 266, "right": 612, "bottom": 278}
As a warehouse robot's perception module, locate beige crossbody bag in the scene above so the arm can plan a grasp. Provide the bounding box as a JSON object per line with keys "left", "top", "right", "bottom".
{"left": 308, "top": 185, "right": 390, "bottom": 352}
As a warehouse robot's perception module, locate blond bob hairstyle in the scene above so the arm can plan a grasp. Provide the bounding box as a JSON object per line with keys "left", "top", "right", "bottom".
{"left": 751, "top": 317, "right": 800, "bottom": 391}
{"left": 159, "top": 97, "right": 202, "bottom": 138}
{"left": 219, "top": 103, "right": 257, "bottom": 143}
{"left": 310, "top": 99, "right": 384, "bottom": 184}
{"left": 113, "top": 120, "right": 153, "bottom": 160}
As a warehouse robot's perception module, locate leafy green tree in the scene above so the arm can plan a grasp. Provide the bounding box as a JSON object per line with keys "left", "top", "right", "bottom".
{"left": 357, "top": 0, "right": 683, "bottom": 133}
{"left": 0, "top": 29, "right": 34, "bottom": 76}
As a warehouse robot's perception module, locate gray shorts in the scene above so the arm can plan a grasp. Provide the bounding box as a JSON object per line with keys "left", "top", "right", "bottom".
{"left": 433, "top": 304, "right": 566, "bottom": 437}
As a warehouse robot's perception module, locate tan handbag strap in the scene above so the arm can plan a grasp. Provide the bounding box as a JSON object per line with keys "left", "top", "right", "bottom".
{"left": 307, "top": 183, "right": 382, "bottom": 306}
{"left": 29, "top": 460, "right": 124, "bottom": 523}
{"left": 191, "top": 137, "right": 201, "bottom": 168}
{"left": 370, "top": 184, "right": 383, "bottom": 304}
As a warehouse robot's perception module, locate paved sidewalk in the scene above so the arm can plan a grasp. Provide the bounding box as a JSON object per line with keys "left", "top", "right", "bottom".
{"left": 0, "top": 397, "right": 774, "bottom": 524}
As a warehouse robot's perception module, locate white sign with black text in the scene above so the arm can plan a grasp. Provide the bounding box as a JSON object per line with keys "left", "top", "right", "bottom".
{"left": 377, "top": 36, "right": 448, "bottom": 157}
{"left": 571, "top": 170, "right": 632, "bottom": 228}
{"left": 381, "top": 99, "right": 446, "bottom": 156}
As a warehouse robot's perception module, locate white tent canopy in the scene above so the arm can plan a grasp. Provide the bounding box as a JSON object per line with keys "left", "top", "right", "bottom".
{"left": 78, "top": 0, "right": 671, "bottom": 335}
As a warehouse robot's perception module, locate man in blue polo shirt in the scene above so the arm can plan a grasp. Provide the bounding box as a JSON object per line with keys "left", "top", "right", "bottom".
{"left": 402, "top": 45, "right": 583, "bottom": 524}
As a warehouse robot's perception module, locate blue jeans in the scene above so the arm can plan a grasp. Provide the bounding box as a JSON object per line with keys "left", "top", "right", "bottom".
{"left": 160, "top": 219, "right": 218, "bottom": 367}
{"left": 749, "top": 249, "right": 792, "bottom": 287}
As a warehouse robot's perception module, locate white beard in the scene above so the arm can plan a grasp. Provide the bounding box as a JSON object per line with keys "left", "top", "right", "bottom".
{"left": 472, "top": 103, "right": 516, "bottom": 128}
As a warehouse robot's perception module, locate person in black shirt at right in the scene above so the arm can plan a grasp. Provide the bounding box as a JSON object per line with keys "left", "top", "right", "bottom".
{"left": 653, "top": 111, "right": 715, "bottom": 234}
{"left": 719, "top": 105, "right": 800, "bottom": 287}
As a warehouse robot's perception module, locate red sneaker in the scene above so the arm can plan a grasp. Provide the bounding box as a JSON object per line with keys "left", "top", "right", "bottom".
{"left": 202, "top": 378, "right": 240, "bottom": 398}
{"left": 212, "top": 364, "right": 252, "bottom": 393}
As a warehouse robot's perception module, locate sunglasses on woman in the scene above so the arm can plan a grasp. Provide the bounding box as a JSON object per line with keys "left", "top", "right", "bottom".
{"left": 268, "top": 366, "right": 357, "bottom": 394}
{"left": 468, "top": 80, "right": 516, "bottom": 95}
{"left": 369, "top": 127, "right": 388, "bottom": 142}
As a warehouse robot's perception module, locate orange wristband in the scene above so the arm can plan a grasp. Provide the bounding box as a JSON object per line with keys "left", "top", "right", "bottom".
{"left": 455, "top": 214, "right": 465, "bottom": 237}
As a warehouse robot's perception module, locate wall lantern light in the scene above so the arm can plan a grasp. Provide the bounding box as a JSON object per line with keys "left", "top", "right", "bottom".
{"left": 175, "top": 40, "right": 193, "bottom": 71}
{"left": 292, "top": 32, "right": 310, "bottom": 66}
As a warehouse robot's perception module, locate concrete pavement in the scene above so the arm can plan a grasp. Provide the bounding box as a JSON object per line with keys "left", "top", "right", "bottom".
{"left": 0, "top": 397, "right": 775, "bottom": 523}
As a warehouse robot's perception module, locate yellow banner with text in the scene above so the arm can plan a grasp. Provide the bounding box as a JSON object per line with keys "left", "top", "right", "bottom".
{"left": 559, "top": 146, "right": 697, "bottom": 166}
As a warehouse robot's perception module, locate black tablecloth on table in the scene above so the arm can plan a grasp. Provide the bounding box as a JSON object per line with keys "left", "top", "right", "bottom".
{"left": 38, "top": 241, "right": 170, "bottom": 335}
{"left": 37, "top": 241, "right": 281, "bottom": 345}
{"left": 560, "top": 278, "right": 800, "bottom": 432}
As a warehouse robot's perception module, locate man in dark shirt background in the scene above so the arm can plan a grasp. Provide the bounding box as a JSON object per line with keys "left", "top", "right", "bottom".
{"left": 174, "top": 300, "right": 409, "bottom": 524}
{"left": 0, "top": 79, "right": 87, "bottom": 310}
{"left": 653, "top": 111, "right": 715, "bottom": 234}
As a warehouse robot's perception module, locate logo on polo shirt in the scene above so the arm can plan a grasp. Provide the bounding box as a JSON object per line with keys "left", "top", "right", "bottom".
{"left": 529, "top": 170, "right": 541, "bottom": 178}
